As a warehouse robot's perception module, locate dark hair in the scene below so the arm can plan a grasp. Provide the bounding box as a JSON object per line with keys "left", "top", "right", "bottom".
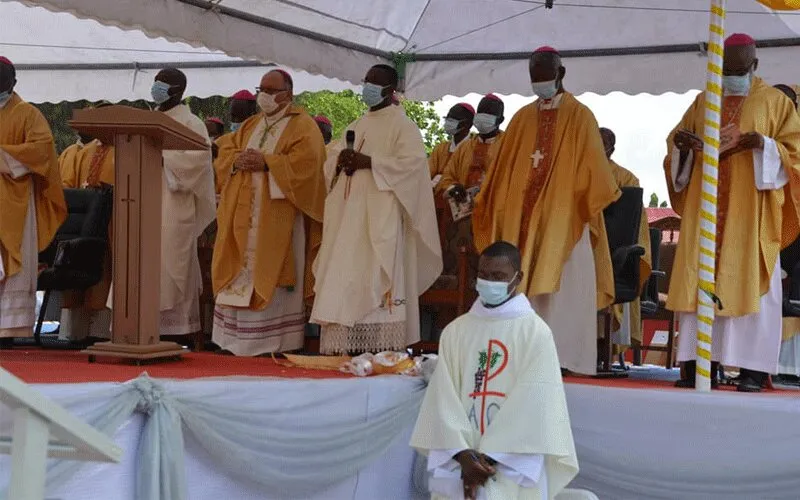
{"left": 481, "top": 241, "right": 521, "bottom": 271}
{"left": 372, "top": 64, "right": 399, "bottom": 87}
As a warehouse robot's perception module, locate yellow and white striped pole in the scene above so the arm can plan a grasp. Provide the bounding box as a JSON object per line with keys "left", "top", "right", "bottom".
{"left": 696, "top": 0, "right": 726, "bottom": 392}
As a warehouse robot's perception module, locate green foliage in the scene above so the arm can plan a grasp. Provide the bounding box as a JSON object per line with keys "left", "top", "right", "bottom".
{"left": 34, "top": 91, "right": 447, "bottom": 156}
{"left": 295, "top": 90, "right": 366, "bottom": 140}
{"left": 648, "top": 192, "right": 659, "bottom": 208}
{"left": 660, "top": 200, "right": 668, "bottom": 208}
{"left": 401, "top": 99, "right": 447, "bottom": 153}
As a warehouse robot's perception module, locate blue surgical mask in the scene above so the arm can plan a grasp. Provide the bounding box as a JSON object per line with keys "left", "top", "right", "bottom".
{"left": 443, "top": 118, "right": 461, "bottom": 136}
{"left": 532, "top": 79, "right": 559, "bottom": 100}
{"left": 473, "top": 113, "right": 498, "bottom": 135}
{"left": 475, "top": 273, "right": 518, "bottom": 306}
{"left": 0, "top": 90, "right": 10, "bottom": 108}
{"left": 722, "top": 72, "right": 752, "bottom": 96}
{"left": 151, "top": 81, "right": 173, "bottom": 104}
{"left": 362, "top": 83, "right": 388, "bottom": 108}
{"left": 230, "top": 122, "right": 242, "bottom": 132}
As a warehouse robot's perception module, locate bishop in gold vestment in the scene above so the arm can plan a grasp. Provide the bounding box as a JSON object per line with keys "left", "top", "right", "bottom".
{"left": 0, "top": 57, "right": 66, "bottom": 344}
{"left": 667, "top": 34, "right": 800, "bottom": 391}
{"left": 59, "top": 136, "right": 115, "bottom": 341}
{"left": 212, "top": 70, "right": 326, "bottom": 356}
{"left": 474, "top": 47, "right": 620, "bottom": 375}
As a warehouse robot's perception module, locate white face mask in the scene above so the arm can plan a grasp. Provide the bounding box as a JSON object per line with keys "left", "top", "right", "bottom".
{"left": 0, "top": 90, "right": 11, "bottom": 109}
{"left": 532, "top": 79, "right": 559, "bottom": 100}
{"left": 473, "top": 113, "right": 498, "bottom": 135}
{"left": 257, "top": 92, "right": 281, "bottom": 114}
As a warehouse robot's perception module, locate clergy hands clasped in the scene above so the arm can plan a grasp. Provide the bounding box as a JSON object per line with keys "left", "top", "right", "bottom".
{"left": 455, "top": 450, "right": 496, "bottom": 499}
{"left": 337, "top": 149, "right": 371, "bottom": 176}
{"left": 232, "top": 148, "right": 267, "bottom": 175}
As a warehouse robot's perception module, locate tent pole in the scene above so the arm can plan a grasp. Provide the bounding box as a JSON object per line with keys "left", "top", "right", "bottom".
{"left": 695, "top": 0, "right": 726, "bottom": 392}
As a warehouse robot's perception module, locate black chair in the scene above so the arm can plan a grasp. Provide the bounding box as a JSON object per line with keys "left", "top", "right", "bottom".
{"left": 781, "top": 236, "right": 800, "bottom": 316}
{"left": 635, "top": 228, "right": 676, "bottom": 368}
{"left": 35, "top": 186, "right": 113, "bottom": 345}
{"left": 597, "top": 187, "right": 645, "bottom": 376}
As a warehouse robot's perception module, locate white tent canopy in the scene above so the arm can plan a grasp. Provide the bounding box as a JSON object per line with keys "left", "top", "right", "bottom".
{"left": 1, "top": 1, "right": 355, "bottom": 103}
{"left": 8, "top": 0, "right": 799, "bottom": 100}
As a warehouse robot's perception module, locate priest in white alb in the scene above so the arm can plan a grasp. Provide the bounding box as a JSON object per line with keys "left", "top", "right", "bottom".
{"left": 310, "top": 64, "right": 442, "bottom": 354}
{"left": 411, "top": 241, "right": 578, "bottom": 500}
{"left": 107, "top": 68, "right": 216, "bottom": 338}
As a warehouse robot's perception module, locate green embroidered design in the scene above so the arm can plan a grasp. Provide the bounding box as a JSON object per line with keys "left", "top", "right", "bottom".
{"left": 478, "top": 350, "right": 502, "bottom": 370}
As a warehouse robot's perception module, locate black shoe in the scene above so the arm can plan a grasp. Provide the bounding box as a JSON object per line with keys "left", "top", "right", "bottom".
{"left": 0, "top": 337, "right": 13, "bottom": 350}
{"left": 675, "top": 361, "right": 720, "bottom": 389}
{"left": 737, "top": 368, "right": 767, "bottom": 393}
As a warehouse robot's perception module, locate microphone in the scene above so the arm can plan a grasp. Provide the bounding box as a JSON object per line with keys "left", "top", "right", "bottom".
{"left": 346, "top": 130, "right": 355, "bottom": 150}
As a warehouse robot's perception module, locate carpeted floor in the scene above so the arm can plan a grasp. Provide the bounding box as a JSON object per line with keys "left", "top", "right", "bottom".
{"left": 0, "top": 349, "right": 351, "bottom": 383}
{"left": 1, "top": 349, "right": 796, "bottom": 396}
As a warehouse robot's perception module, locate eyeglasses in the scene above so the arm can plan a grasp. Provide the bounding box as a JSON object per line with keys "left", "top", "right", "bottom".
{"left": 255, "top": 87, "right": 288, "bottom": 95}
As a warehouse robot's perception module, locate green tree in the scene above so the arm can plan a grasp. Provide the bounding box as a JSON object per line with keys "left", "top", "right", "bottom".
{"left": 36, "top": 91, "right": 447, "bottom": 156}
{"left": 649, "top": 192, "right": 659, "bottom": 208}
{"left": 660, "top": 200, "right": 668, "bottom": 208}
{"left": 401, "top": 99, "right": 447, "bottom": 153}
{"left": 295, "top": 90, "right": 366, "bottom": 140}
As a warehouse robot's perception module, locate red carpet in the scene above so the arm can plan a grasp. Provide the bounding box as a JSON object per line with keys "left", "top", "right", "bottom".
{"left": 0, "top": 349, "right": 351, "bottom": 383}
{"left": 0, "top": 349, "right": 792, "bottom": 396}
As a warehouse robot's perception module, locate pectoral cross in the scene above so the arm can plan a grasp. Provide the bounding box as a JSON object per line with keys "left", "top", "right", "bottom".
{"left": 530, "top": 149, "right": 544, "bottom": 169}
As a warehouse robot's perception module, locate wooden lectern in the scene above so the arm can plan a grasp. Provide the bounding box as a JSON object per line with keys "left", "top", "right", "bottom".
{"left": 69, "top": 105, "right": 208, "bottom": 362}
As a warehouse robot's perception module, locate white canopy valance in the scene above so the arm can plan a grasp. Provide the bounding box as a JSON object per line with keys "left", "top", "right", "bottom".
{"left": 7, "top": 0, "right": 799, "bottom": 100}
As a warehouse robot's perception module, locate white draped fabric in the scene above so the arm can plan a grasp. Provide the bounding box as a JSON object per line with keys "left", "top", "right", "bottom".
{"left": 0, "top": 375, "right": 427, "bottom": 500}
{"left": 2, "top": 374, "right": 799, "bottom": 499}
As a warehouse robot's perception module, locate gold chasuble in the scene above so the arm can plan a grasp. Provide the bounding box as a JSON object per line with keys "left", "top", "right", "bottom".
{"left": 0, "top": 94, "right": 66, "bottom": 279}
{"left": 435, "top": 132, "right": 505, "bottom": 195}
{"left": 474, "top": 92, "right": 620, "bottom": 306}
{"left": 57, "top": 142, "right": 83, "bottom": 184}
{"left": 428, "top": 140, "right": 453, "bottom": 178}
{"left": 606, "top": 161, "right": 652, "bottom": 346}
{"left": 213, "top": 105, "right": 326, "bottom": 312}
{"left": 212, "top": 132, "right": 235, "bottom": 195}
{"left": 59, "top": 139, "right": 115, "bottom": 321}
{"left": 665, "top": 78, "right": 800, "bottom": 317}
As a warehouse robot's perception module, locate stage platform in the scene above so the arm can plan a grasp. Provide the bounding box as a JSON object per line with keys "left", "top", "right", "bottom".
{"left": 1, "top": 350, "right": 800, "bottom": 499}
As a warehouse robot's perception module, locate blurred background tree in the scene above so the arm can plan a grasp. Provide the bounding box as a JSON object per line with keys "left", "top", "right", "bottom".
{"left": 36, "top": 91, "right": 446, "bottom": 155}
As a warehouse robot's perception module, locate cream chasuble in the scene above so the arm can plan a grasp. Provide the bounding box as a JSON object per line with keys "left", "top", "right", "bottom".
{"left": 666, "top": 79, "right": 800, "bottom": 374}
{"left": 0, "top": 93, "right": 67, "bottom": 338}
{"left": 159, "top": 104, "right": 216, "bottom": 335}
{"left": 212, "top": 108, "right": 306, "bottom": 355}
{"left": 411, "top": 295, "right": 578, "bottom": 500}
{"left": 311, "top": 105, "right": 442, "bottom": 354}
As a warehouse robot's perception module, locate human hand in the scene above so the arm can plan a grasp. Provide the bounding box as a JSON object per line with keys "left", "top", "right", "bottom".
{"left": 738, "top": 131, "right": 764, "bottom": 151}
{"left": 455, "top": 450, "right": 496, "bottom": 498}
{"left": 233, "top": 149, "right": 266, "bottom": 174}
{"left": 338, "top": 149, "right": 372, "bottom": 176}
{"left": 674, "top": 129, "right": 703, "bottom": 153}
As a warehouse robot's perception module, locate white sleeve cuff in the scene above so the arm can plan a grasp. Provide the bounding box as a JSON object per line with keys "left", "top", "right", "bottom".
{"left": 0, "top": 149, "right": 31, "bottom": 179}
{"left": 486, "top": 452, "right": 545, "bottom": 488}
{"left": 670, "top": 146, "right": 692, "bottom": 193}
{"left": 163, "top": 166, "right": 180, "bottom": 192}
{"left": 753, "top": 137, "right": 788, "bottom": 191}
{"left": 427, "top": 449, "right": 466, "bottom": 500}
{"left": 268, "top": 172, "right": 286, "bottom": 199}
